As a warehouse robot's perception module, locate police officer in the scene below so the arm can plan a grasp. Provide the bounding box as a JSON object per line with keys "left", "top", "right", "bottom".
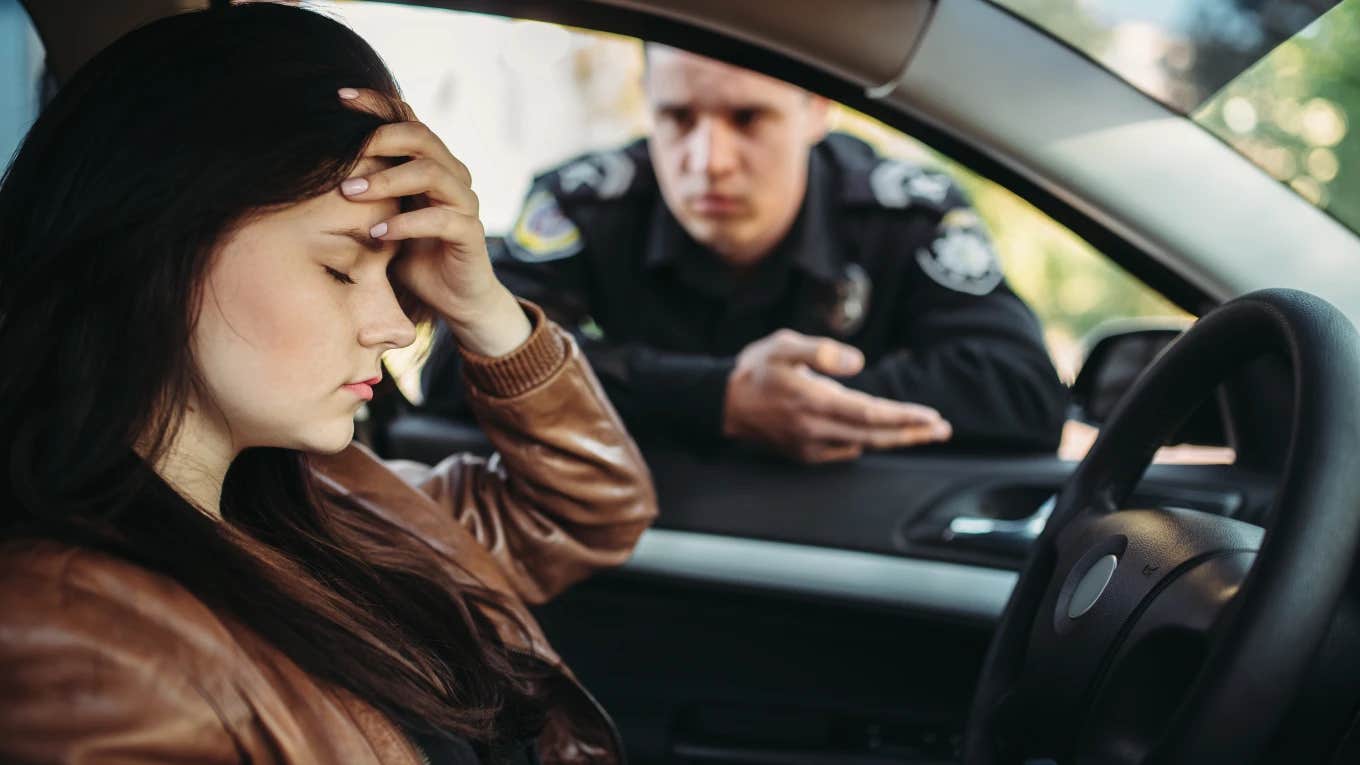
{"left": 422, "top": 45, "right": 1068, "bottom": 463}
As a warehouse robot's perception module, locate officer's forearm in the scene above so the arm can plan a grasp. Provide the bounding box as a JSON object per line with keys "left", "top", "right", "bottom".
{"left": 579, "top": 341, "right": 736, "bottom": 446}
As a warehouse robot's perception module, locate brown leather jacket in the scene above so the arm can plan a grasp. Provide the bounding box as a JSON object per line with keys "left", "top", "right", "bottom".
{"left": 0, "top": 303, "right": 658, "bottom": 764}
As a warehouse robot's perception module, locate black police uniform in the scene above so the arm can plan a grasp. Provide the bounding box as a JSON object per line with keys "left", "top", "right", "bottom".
{"left": 422, "top": 133, "right": 1068, "bottom": 452}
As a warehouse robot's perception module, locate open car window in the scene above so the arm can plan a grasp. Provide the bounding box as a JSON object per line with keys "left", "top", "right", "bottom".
{"left": 313, "top": 1, "right": 1219, "bottom": 460}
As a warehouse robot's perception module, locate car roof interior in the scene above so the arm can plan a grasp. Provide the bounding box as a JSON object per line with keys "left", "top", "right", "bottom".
{"left": 22, "top": 0, "right": 1360, "bottom": 323}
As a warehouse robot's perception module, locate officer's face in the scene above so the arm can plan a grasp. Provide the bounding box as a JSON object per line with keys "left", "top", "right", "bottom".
{"left": 645, "top": 47, "right": 830, "bottom": 267}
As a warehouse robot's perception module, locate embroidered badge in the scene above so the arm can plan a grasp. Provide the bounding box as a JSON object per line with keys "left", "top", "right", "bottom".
{"left": 558, "top": 150, "right": 636, "bottom": 200}
{"left": 916, "top": 210, "right": 1003, "bottom": 295}
{"left": 869, "top": 159, "right": 954, "bottom": 209}
{"left": 507, "top": 190, "right": 583, "bottom": 263}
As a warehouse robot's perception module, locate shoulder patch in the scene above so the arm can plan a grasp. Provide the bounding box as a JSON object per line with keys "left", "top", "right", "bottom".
{"left": 555, "top": 149, "right": 637, "bottom": 200}
{"left": 868, "top": 159, "right": 957, "bottom": 210}
{"left": 916, "top": 210, "right": 1003, "bottom": 295}
{"left": 506, "top": 190, "right": 583, "bottom": 263}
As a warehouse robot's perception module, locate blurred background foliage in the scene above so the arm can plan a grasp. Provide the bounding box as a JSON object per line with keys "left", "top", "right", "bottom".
{"left": 1196, "top": 1, "right": 1360, "bottom": 233}
{"left": 998, "top": 0, "right": 1360, "bottom": 276}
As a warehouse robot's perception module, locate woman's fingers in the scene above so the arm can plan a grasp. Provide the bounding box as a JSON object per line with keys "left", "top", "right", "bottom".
{"left": 370, "top": 205, "right": 484, "bottom": 248}
{"left": 338, "top": 88, "right": 470, "bottom": 187}
{"left": 336, "top": 87, "right": 478, "bottom": 223}
{"left": 341, "top": 158, "right": 478, "bottom": 216}
{"left": 338, "top": 86, "right": 415, "bottom": 121}
{"left": 362, "top": 122, "right": 470, "bottom": 186}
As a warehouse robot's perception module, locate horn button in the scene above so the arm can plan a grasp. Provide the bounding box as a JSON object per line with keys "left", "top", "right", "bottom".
{"left": 1015, "top": 506, "right": 1263, "bottom": 724}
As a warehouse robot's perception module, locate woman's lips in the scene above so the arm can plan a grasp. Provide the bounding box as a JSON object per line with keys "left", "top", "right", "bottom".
{"left": 343, "top": 376, "right": 381, "bottom": 402}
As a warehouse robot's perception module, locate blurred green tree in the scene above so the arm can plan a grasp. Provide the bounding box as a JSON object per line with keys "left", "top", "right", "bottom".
{"left": 1196, "top": 0, "right": 1360, "bottom": 233}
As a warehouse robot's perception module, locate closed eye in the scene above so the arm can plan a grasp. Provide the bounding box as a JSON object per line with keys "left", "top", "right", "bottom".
{"left": 324, "top": 266, "right": 357, "bottom": 285}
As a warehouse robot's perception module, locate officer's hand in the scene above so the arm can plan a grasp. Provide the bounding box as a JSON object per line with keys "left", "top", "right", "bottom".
{"left": 338, "top": 87, "right": 530, "bottom": 358}
{"left": 722, "top": 330, "right": 953, "bottom": 464}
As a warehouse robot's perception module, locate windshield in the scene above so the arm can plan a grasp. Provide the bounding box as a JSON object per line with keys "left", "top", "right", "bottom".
{"left": 992, "top": 0, "right": 1360, "bottom": 237}
{"left": 1195, "top": 2, "right": 1360, "bottom": 234}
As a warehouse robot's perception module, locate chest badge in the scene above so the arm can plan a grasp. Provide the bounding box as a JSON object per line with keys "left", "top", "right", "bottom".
{"left": 825, "top": 263, "right": 872, "bottom": 337}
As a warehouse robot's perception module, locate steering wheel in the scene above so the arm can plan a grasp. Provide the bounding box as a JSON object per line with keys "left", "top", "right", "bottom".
{"left": 962, "top": 289, "right": 1360, "bottom": 764}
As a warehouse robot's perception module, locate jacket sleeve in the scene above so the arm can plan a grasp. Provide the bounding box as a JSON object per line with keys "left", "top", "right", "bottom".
{"left": 421, "top": 238, "right": 735, "bottom": 446}
{"left": 0, "top": 549, "right": 246, "bottom": 764}
{"left": 398, "top": 300, "right": 658, "bottom": 604}
{"left": 845, "top": 214, "right": 1069, "bottom": 452}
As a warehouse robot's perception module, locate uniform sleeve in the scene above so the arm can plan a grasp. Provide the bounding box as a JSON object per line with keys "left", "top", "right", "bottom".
{"left": 401, "top": 302, "right": 659, "bottom": 603}
{"left": 593, "top": 342, "right": 737, "bottom": 447}
{"left": 845, "top": 202, "right": 1069, "bottom": 452}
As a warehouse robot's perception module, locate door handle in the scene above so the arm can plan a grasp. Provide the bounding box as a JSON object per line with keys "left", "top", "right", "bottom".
{"left": 943, "top": 494, "right": 1056, "bottom": 555}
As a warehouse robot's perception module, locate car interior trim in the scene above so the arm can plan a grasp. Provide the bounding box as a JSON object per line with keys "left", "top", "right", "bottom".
{"left": 620, "top": 527, "right": 1019, "bottom": 623}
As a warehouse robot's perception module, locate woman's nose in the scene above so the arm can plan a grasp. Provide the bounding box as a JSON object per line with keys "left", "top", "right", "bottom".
{"left": 358, "top": 286, "right": 417, "bottom": 351}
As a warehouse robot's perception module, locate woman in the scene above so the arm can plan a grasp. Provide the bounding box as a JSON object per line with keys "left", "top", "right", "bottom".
{"left": 0, "top": 4, "right": 656, "bottom": 764}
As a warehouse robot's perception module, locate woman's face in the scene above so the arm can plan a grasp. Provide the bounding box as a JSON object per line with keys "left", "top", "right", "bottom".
{"left": 191, "top": 158, "right": 417, "bottom": 455}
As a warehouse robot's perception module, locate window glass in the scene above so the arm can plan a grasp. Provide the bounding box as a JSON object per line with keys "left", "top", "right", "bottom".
{"left": 990, "top": 0, "right": 1337, "bottom": 113}
{"left": 991, "top": 0, "right": 1360, "bottom": 240}
{"left": 1194, "top": 0, "right": 1360, "bottom": 235}
{"left": 322, "top": 2, "right": 1210, "bottom": 460}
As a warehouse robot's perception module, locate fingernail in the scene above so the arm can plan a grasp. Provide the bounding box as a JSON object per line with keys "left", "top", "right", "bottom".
{"left": 341, "top": 178, "right": 368, "bottom": 195}
{"left": 338, "top": 88, "right": 359, "bottom": 100}
{"left": 369, "top": 221, "right": 388, "bottom": 238}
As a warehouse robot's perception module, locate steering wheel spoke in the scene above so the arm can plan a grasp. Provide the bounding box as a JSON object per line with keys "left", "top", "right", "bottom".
{"left": 1077, "top": 548, "right": 1257, "bottom": 763}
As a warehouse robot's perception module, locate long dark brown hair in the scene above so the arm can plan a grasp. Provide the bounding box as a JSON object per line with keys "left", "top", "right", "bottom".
{"left": 0, "top": 4, "right": 545, "bottom": 757}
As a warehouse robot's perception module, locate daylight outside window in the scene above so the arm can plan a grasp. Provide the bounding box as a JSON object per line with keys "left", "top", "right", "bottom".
{"left": 318, "top": 1, "right": 1189, "bottom": 413}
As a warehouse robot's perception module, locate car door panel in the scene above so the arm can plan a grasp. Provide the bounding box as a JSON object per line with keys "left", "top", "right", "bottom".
{"left": 533, "top": 571, "right": 990, "bottom": 764}
{"left": 381, "top": 412, "right": 1276, "bottom": 763}
{"left": 384, "top": 413, "right": 1277, "bottom": 569}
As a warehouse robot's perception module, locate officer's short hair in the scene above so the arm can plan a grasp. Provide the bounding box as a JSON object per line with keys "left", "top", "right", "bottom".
{"left": 640, "top": 42, "right": 813, "bottom": 102}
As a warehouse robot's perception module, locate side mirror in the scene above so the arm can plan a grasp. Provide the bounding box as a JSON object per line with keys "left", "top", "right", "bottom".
{"left": 1071, "top": 320, "right": 1229, "bottom": 447}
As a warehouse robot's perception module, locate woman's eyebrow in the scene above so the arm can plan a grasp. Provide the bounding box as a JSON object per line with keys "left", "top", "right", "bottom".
{"left": 325, "top": 227, "right": 387, "bottom": 253}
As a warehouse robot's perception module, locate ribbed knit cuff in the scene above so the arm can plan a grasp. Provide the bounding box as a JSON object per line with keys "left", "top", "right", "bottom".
{"left": 458, "top": 300, "right": 568, "bottom": 398}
